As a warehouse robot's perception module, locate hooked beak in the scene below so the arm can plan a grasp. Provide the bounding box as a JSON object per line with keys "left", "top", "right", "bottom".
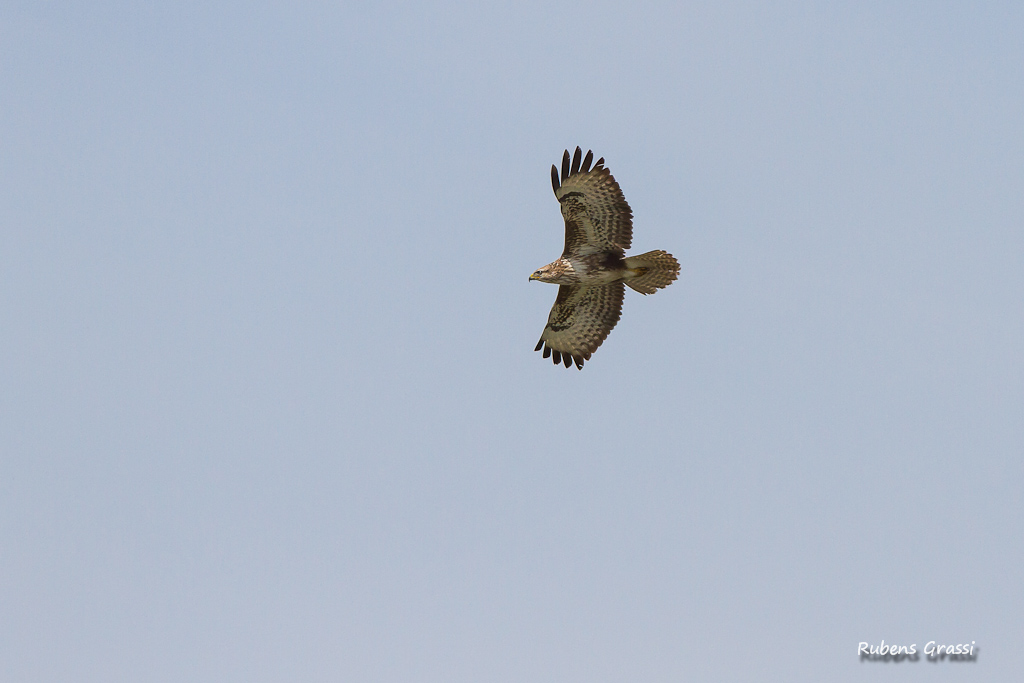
{"left": 528, "top": 273, "right": 537, "bottom": 281}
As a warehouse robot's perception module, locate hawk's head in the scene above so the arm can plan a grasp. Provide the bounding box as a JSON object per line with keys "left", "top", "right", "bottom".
{"left": 529, "top": 258, "right": 576, "bottom": 285}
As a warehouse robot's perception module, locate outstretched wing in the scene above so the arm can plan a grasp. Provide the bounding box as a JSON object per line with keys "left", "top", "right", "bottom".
{"left": 534, "top": 282, "right": 625, "bottom": 370}
{"left": 550, "top": 147, "right": 633, "bottom": 257}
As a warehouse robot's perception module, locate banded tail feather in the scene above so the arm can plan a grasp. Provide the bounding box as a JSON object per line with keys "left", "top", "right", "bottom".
{"left": 623, "top": 250, "right": 680, "bottom": 295}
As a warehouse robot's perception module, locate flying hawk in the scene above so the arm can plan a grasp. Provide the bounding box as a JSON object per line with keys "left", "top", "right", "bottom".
{"left": 530, "top": 147, "right": 679, "bottom": 369}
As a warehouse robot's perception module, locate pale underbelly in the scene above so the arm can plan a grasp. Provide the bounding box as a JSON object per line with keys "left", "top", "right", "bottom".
{"left": 570, "top": 264, "right": 628, "bottom": 285}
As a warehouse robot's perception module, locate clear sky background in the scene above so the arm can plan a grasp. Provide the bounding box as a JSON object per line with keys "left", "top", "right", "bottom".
{"left": 2, "top": 2, "right": 1022, "bottom": 681}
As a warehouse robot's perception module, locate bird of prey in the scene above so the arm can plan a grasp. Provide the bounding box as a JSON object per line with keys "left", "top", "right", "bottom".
{"left": 530, "top": 147, "right": 679, "bottom": 369}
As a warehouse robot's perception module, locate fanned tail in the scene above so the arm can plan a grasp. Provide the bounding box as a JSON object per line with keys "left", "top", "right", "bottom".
{"left": 623, "top": 250, "right": 680, "bottom": 294}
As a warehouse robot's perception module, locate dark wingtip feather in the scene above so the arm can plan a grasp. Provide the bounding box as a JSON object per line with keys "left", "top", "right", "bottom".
{"left": 535, "top": 339, "right": 544, "bottom": 352}
{"left": 570, "top": 147, "right": 582, "bottom": 175}
{"left": 595, "top": 157, "right": 605, "bottom": 169}
{"left": 542, "top": 345, "right": 551, "bottom": 359}
{"left": 552, "top": 349, "right": 562, "bottom": 365}
{"left": 562, "top": 354, "right": 571, "bottom": 368}
{"left": 574, "top": 356, "right": 584, "bottom": 370}
{"left": 550, "top": 165, "right": 559, "bottom": 193}
{"left": 560, "top": 150, "right": 570, "bottom": 182}
{"left": 581, "top": 150, "right": 593, "bottom": 172}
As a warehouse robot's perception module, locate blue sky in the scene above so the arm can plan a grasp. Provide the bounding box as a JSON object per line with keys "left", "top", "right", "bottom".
{"left": 2, "top": 2, "right": 1022, "bottom": 681}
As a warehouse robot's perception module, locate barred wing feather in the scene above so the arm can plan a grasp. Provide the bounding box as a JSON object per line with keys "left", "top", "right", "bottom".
{"left": 551, "top": 147, "right": 633, "bottom": 256}
{"left": 534, "top": 282, "right": 625, "bottom": 370}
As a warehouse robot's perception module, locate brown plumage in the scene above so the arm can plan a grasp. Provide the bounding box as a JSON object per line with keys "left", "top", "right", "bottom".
{"left": 530, "top": 147, "right": 680, "bottom": 369}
